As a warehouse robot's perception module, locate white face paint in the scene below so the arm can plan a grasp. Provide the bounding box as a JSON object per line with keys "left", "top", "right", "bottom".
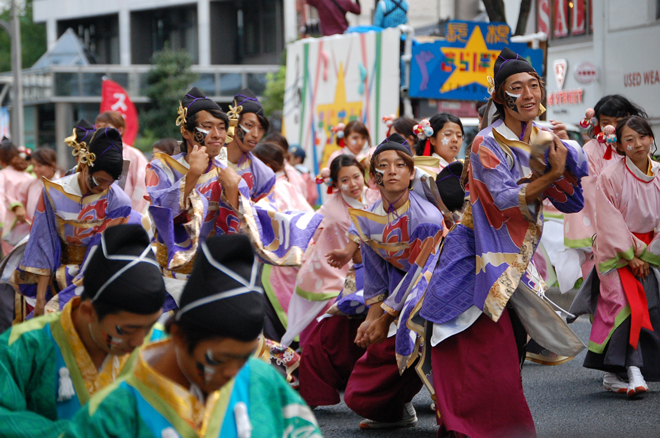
{"left": 196, "top": 126, "right": 211, "bottom": 136}
{"left": 202, "top": 349, "right": 218, "bottom": 384}
{"left": 340, "top": 183, "right": 349, "bottom": 191}
{"left": 350, "top": 139, "right": 357, "bottom": 146}
{"left": 627, "top": 145, "right": 633, "bottom": 151}
{"left": 374, "top": 168, "right": 385, "bottom": 174}
{"left": 505, "top": 90, "right": 522, "bottom": 99}
{"left": 441, "top": 136, "right": 450, "bottom": 145}
{"left": 239, "top": 124, "right": 250, "bottom": 134}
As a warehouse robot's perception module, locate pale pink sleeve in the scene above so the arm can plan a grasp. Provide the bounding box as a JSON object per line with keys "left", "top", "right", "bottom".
{"left": 594, "top": 170, "right": 648, "bottom": 273}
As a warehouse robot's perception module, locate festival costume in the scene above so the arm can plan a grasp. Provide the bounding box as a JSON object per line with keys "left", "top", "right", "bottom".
{"left": 12, "top": 173, "right": 131, "bottom": 310}
{"left": 0, "top": 166, "right": 35, "bottom": 254}
{"left": 569, "top": 157, "right": 660, "bottom": 379}
{"left": 259, "top": 171, "right": 314, "bottom": 333}
{"left": 282, "top": 188, "right": 378, "bottom": 347}
{"left": 64, "top": 234, "right": 320, "bottom": 438}
{"left": 559, "top": 139, "right": 623, "bottom": 290}
{"left": 0, "top": 299, "right": 137, "bottom": 437}
{"left": 411, "top": 118, "right": 589, "bottom": 438}
{"left": 63, "top": 345, "right": 320, "bottom": 438}
{"left": 0, "top": 224, "right": 165, "bottom": 437}
{"left": 21, "top": 171, "right": 62, "bottom": 223}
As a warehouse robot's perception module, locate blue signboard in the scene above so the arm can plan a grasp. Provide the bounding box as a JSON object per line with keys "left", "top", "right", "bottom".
{"left": 410, "top": 21, "right": 544, "bottom": 101}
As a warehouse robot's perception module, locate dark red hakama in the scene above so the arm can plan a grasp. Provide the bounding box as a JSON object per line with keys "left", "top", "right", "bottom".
{"left": 344, "top": 335, "right": 424, "bottom": 423}
{"left": 431, "top": 308, "right": 536, "bottom": 438}
{"left": 299, "top": 316, "right": 366, "bottom": 406}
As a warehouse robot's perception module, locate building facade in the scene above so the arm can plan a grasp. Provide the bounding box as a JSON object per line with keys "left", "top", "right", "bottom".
{"left": 537, "top": 0, "right": 660, "bottom": 133}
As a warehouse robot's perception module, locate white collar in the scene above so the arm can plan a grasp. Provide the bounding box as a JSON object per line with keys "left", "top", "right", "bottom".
{"left": 341, "top": 189, "right": 368, "bottom": 210}
{"left": 625, "top": 156, "right": 658, "bottom": 182}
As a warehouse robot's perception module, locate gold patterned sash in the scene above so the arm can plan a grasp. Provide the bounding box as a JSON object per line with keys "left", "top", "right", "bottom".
{"left": 156, "top": 242, "right": 196, "bottom": 275}
{"left": 60, "top": 243, "right": 87, "bottom": 266}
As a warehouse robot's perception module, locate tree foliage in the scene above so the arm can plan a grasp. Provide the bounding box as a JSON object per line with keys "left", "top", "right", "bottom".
{"left": 0, "top": 0, "right": 47, "bottom": 72}
{"left": 261, "top": 65, "right": 286, "bottom": 117}
{"left": 139, "top": 47, "right": 198, "bottom": 143}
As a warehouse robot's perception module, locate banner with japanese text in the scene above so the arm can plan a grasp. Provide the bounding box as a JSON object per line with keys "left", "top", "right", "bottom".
{"left": 410, "top": 21, "right": 543, "bottom": 101}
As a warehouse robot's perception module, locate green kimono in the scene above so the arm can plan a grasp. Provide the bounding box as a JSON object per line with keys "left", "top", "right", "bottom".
{"left": 0, "top": 300, "right": 136, "bottom": 438}
{"left": 64, "top": 340, "right": 322, "bottom": 438}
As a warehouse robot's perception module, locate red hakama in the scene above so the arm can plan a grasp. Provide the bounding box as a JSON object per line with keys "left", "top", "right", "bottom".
{"left": 299, "top": 316, "right": 366, "bottom": 406}
{"left": 431, "top": 308, "right": 536, "bottom": 438}
{"left": 344, "top": 335, "right": 423, "bottom": 423}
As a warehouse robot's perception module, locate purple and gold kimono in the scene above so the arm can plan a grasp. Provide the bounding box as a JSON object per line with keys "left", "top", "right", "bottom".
{"left": 227, "top": 152, "right": 276, "bottom": 202}
{"left": 329, "top": 190, "right": 444, "bottom": 370}
{"left": 146, "top": 153, "right": 246, "bottom": 280}
{"left": 13, "top": 174, "right": 132, "bottom": 309}
{"left": 418, "top": 120, "right": 589, "bottom": 326}
{"left": 147, "top": 152, "right": 323, "bottom": 282}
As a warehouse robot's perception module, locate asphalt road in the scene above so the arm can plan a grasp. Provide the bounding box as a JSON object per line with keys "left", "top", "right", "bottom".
{"left": 314, "top": 318, "right": 660, "bottom": 438}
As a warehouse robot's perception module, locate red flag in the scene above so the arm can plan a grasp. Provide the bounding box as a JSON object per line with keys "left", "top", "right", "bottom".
{"left": 100, "top": 79, "right": 139, "bottom": 145}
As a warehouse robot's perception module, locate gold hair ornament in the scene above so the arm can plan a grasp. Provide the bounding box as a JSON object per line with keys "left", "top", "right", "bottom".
{"left": 71, "top": 142, "right": 96, "bottom": 167}
{"left": 225, "top": 104, "right": 243, "bottom": 144}
{"left": 175, "top": 101, "right": 188, "bottom": 127}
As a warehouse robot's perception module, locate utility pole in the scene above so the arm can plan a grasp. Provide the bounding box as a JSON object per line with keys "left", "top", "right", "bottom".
{"left": 0, "top": 0, "right": 24, "bottom": 146}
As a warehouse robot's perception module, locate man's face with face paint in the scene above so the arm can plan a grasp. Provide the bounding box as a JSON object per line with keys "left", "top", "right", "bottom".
{"left": 235, "top": 113, "right": 265, "bottom": 153}
{"left": 177, "top": 336, "right": 258, "bottom": 393}
{"left": 374, "top": 150, "right": 414, "bottom": 196}
{"left": 185, "top": 110, "right": 227, "bottom": 159}
{"left": 85, "top": 304, "right": 161, "bottom": 356}
{"left": 501, "top": 72, "right": 542, "bottom": 123}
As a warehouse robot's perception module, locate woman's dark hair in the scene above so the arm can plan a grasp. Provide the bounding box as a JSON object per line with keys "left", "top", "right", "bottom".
{"left": 415, "top": 113, "right": 464, "bottom": 156}
{"left": 492, "top": 71, "right": 546, "bottom": 123}
{"left": 392, "top": 117, "right": 417, "bottom": 141}
{"left": 253, "top": 142, "right": 284, "bottom": 173}
{"left": 342, "top": 121, "right": 372, "bottom": 146}
{"left": 181, "top": 108, "right": 229, "bottom": 153}
{"left": 152, "top": 138, "right": 178, "bottom": 156}
{"left": 31, "top": 148, "right": 57, "bottom": 168}
{"left": 329, "top": 154, "right": 365, "bottom": 188}
{"left": 0, "top": 140, "right": 29, "bottom": 171}
{"left": 239, "top": 112, "right": 270, "bottom": 136}
{"left": 166, "top": 313, "right": 224, "bottom": 354}
{"left": 592, "top": 95, "right": 649, "bottom": 136}
{"left": 369, "top": 149, "right": 415, "bottom": 189}
{"left": 262, "top": 132, "right": 290, "bottom": 156}
{"left": 614, "top": 115, "right": 656, "bottom": 156}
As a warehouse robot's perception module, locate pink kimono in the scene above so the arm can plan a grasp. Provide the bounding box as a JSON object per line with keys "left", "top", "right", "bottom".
{"left": 259, "top": 172, "right": 315, "bottom": 332}
{"left": 122, "top": 144, "right": 149, "bottom": 214}
{"left": 564, "top": 139, "right": 623, "bottom": 249}
{"left": 0, "top": 167, "right": 35, "bottom": 254}
{"left": 570, "top": 156, "right": 660, "bottom": 380}
{"left": 281, "top": 187, "right": 380, "bottom": 346}
{"left": 21, "top": 172, "right": 63, "bottom": 223}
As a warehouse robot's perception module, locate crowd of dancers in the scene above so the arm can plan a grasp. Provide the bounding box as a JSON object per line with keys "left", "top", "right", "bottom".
{"left": 0, "top": 46, "right": 658, "bottom": 438}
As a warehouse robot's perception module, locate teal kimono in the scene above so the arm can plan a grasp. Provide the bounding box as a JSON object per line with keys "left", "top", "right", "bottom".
{"left": 64, "top": 340, "right": 322, "bottom": 438}
{"left": 0, "top": 299, "right": 137, "bottom": 438}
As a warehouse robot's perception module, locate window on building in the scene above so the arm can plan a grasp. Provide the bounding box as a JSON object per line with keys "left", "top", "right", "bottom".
{"left": 57, "top": 14, "right": 120, "bottom": 64}
{"left": 537, "top": 0, "right": 592, "bottom": 40}
{"left": 131, "top": 6, "right": 199, "bottom": 64}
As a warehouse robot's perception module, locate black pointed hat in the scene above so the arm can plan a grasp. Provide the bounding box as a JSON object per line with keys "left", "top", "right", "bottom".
{"left": 436, "top": 161, "right": 465, "bottom": 212}
{"left": 493, "top": 47, "right": 537, "bottom": 89}
{"left": 64, "top": 119, "right": 95, "bottom": 147}
{"left": 233, "top": 88, "right": 265, "bottom": 118}
{"left": 86, "top": 127, "right": 124, "bottom": 180}
{"left": 176, "top": 234, "right": 265, "bottom": 341}
{"left": 180, "top": 87, "right": 222, "bottom": 121}
{"left": 372, "top": 132, "right": 412, "bottom": 158}
{"left": 84, "top": 224, "right": 166, "bottom": 314}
